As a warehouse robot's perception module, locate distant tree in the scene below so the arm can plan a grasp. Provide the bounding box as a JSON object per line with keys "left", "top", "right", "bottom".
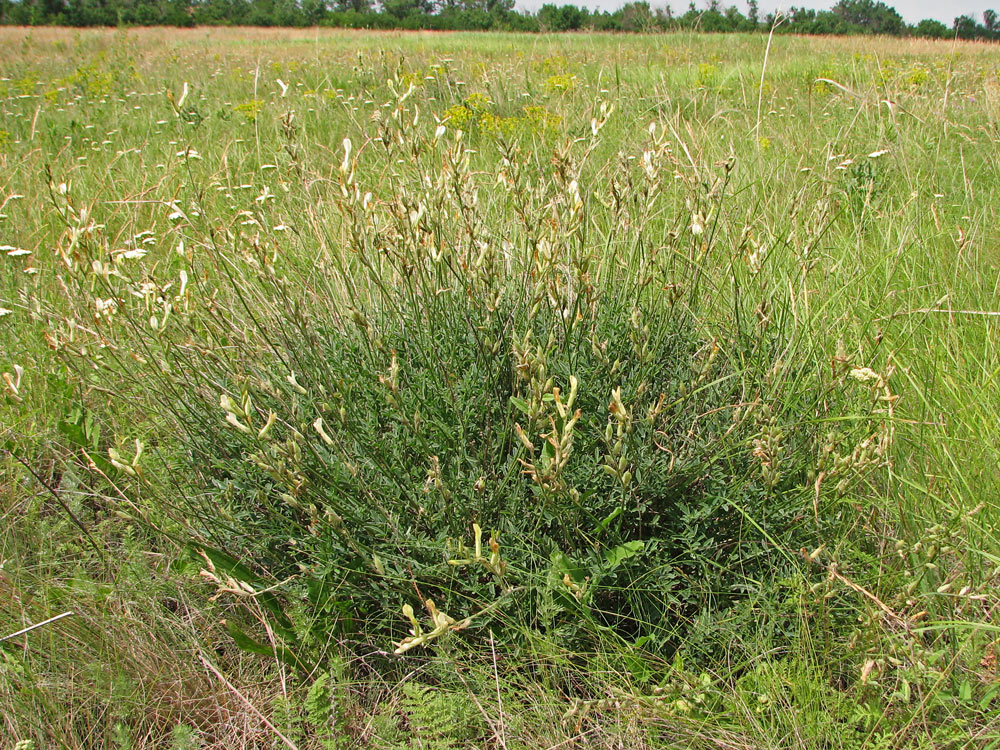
{"left": 383, "top": 0, "right": 430, "bottom": 18}
{"left": 537, "top": 2, "right": 585, "bottom": 30}
{"left": 3, "top": 0, "right": 987, "bottom": 37}
{"left": 700, "top": 6, "right": 728, "bottom": 30}
{"left": 914, "top": 18, "right": 949, "bottom": 38}
{"left": 813, "top": 9, "right": 856, "bottom": 33}
{"left": 679, "top": 0, "right": 699, "bottom": 27}
{"left": 984, "top": 8, "right": 997, "bottom": 34}
{"left": 301, "top": 0, "right": 326, "bottom": 23}
{"left": 619, "top": 0, "right": 653, "bottom": 30}
{"left": 832, "top": 0, "right": 903, "bottom": 35}
{"left": 953, "top": 13, "right": 980, "bottom": 39}
{"left": 29, "top": 0, "right": 70, "bottom": 24}
{"left": 334, "top": 0, "right": 371, "bottom": 12}
{"left": 725, "top": 4, "right": 750, "bottom": 30}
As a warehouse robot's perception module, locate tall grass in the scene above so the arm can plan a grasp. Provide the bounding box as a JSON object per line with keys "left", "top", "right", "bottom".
{"left": 2, "top": 27, "right": 1000, "bottom": 748}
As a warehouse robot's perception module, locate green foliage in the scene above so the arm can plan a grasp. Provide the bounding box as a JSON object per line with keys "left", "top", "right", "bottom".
{"left": 304, "top": 671, "right": 333, "bottom": 730}
{"left": 844, "top": 159, "right": 883, "bottom": 219}
{"left": 832, "top": 0, "right": 904, "bottom": 35}
{"left": 259, "top": 658, "right": 485, "bottom": 748}
{"left": 233, "top": 99, "right": 264, "bottom": 122}
{"left": 4, "top": 0, "right": 996, "bottom": 39}
{"left": 443, "top": 94, "right": 561, "bottom": 138}
{"left": 915, "top": 18, "right": 950, "bottom": 38}
{"left": 696, "top": 63, "right": 719, "bottom": 89}
{"left": 301, "top": 659, "right": 356, "bottom": 749}
{"left": 169, "top": 724, "right": 201, "bottom": 750}
{"left": 93, "top": 80, "right": 894, "bottom": 670}
{"left": 374, "top": 682, "right": 483, "bottom": 749}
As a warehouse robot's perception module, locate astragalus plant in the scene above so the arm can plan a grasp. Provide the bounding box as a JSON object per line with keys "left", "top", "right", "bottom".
{"left": 47, "top": 74, "right": 895, "bottom": 672}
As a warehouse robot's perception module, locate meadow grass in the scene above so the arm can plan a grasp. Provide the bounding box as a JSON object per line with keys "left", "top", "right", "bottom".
{"left": 2, "top": 27, "right": 1000, "bottom": 749}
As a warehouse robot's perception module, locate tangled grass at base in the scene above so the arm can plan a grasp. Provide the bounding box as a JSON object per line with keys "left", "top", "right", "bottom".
{"left": 3, "top": 27, "right": 1000, "bottom": 748}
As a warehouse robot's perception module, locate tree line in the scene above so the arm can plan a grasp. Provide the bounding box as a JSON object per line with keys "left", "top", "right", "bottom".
{"left": 0, "top": 0, "right": 996, "bottom": 41}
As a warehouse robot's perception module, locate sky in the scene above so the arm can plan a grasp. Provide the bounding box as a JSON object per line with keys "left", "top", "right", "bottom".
{"left": 513, "top": 0, "right": 995, "bottom": 25}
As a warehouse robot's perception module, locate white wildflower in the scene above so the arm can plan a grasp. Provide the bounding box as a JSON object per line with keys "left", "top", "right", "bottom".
{"left": 642, "top": 150, "right": 655, "bottom": 179}
{"left": 3, "top": 365, "right": 24, "bottom": 398}
{"left": 313, "top": 417, "right": 334, "bottom": 446}
{"left": 691, "top": 211, "right": 706, "bottom": 236}
{"left": 341, "top": 138, "right": 352, "bottom": 173}
{"left": 849, "top": 367, "right": 881, "bottom": 384}
{"left": 568, "top": 180, "right": 582, "bottom": 212}
{"left": 168, "top": 202, "right": 186, "bottom": 221}
{"left": 95, "top": 297, "right": 117, "bottom": 317}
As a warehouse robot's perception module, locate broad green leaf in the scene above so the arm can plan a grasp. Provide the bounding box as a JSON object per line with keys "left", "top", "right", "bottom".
{"left": 509, "top": 396, "right": 530, "bottom": 415}
{"left": 225, "top": 620, "right": 301, "bottom": 671}
{"left": 604, "top": 540, "right": 644, "bottom": 571}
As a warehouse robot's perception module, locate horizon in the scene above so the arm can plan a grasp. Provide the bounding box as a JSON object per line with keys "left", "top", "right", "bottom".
{"left": 512, "top": 0, "right": 997, "bottom": 26}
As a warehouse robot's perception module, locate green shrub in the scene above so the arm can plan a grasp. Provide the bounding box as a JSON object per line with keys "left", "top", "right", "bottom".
{"left": 74, "top": 87, "right": 891, "bottom": 670}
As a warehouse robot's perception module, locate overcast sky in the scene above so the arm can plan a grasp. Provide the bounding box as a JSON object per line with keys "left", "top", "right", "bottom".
{"left": 513, "top": 0, "right": 995, "bottom": 25}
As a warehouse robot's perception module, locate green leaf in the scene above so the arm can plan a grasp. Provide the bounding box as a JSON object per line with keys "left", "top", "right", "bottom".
{"left": 509, "top": 396, "right": 530, "bottom": 415}
{"left": 979, "top": 684, "right": 999, "bottom": 711}
{"left": 960, "top": 678, "right": 973, "bottom": 702}
{"left": 604, "top": 541, "right": 644, "bottom": 571}
{"left": 226, "top": 620, "right": 272, "bottom": 655}
{"left": 85, "top": 412, "right": 100, "bottom": 451}
{"left": 624, "top": 652, "right": 652, "bottom": 686}
{"left": 542, "top": 440, "right": 555, "bottom": 461}
{"left": 225, "top": 620, "right": 301, "bottom": 671}
{"left": 57, "top": 419, "right": 88, "bottom": 448}
{"left": 595, "top": 506, "right": 622, "bottom": 536}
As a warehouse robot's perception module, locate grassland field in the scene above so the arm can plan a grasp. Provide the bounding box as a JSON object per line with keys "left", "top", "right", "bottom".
{"left": 2, "top": 25, "right": 1000, "bottom": 749}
